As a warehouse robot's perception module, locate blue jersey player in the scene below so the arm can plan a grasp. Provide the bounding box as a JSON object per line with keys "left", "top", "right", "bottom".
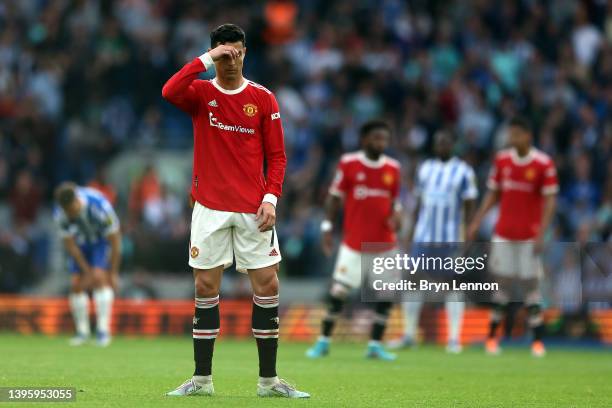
{"left": 389, "top": 131, "right": 478, "bottom": 353}
{"left": 54, "top": 182, "right": 121, "bottom": 346}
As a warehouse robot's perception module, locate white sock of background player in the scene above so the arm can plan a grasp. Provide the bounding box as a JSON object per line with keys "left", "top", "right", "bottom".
{"left": 402, "top": 301, "right": 423, "bottom": 342}
{"left": 445, "top": 300, "right": 465, "bottom": 345}
{"left": 93, "top": 287, "right": 114, "bottom": 335}
{"left": 69, "top": 292, "right": 90, "bottom": 337}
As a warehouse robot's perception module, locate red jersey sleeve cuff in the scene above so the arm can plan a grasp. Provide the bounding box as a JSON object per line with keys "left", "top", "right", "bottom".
{"left": 262, "top": 193, "right": 278, "bottom": 207}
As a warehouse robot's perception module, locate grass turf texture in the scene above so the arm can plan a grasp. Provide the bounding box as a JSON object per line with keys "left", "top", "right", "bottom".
{"left": 1, "top": 334, "right": 610, "bottom": 407}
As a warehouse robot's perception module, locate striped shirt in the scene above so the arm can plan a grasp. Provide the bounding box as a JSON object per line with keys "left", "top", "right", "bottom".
{"left": 54, "top": 187, "right": 120, "bottom": 246}
{"left": 413, "top": 157, "right": 478, "bottom": 243}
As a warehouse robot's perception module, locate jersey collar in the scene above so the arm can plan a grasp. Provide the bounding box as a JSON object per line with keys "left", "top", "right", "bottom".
{"left": 510, "top": 147, "right": 535, "bottom": 165}
{"left": 436, "top": 156, "right": 457, "bottom": 165}
{"left": 357, "top": 151, "right": 386, "bottom": 168}
{"left": 212, "top": 77, "right": 249, "bottom": 95}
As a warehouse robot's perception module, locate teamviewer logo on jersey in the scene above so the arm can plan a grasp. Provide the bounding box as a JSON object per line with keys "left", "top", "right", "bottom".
{"left": 209, "top": 112, "right": 255, "bottom": 134}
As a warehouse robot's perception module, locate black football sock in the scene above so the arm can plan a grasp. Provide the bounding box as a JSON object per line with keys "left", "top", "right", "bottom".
{"left": 322, "top": 295, "right": 345, "bottom": 338}
{"left": 252, "top": 294, "right": 279, "bottom": 378}
{"left": 193, "top": 295, "right": 220, "bottom": 376}
{"left": 527, "top": 304, "right": 545, "bottom": 342}
{"left": 371, "top": 301, "right": 392, "bottom": 342}
{"left": 504, "top": 302, "right": 519, "bottom": 338}
{"left": 489, "top": 303, "right": 505, "bottom": 339}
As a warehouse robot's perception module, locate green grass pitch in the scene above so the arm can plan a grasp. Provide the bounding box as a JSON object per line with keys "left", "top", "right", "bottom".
{"left": 1, "top": 334, "right": 611, "bottom": 407}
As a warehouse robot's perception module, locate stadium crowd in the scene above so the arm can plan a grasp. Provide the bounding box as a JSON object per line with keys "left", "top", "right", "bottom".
{"left": 0, "top": 0, "right": 610, "bottom": 291}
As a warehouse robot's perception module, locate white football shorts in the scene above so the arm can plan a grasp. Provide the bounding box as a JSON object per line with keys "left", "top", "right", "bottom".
{"left": 189, "top": 201, "right": 281, "bottom": 273}
{"left": 489, "top": 235, "right": 543, "bottom": 279}
{"left": 332, "top": 243, "right": 398, "bottom": 288}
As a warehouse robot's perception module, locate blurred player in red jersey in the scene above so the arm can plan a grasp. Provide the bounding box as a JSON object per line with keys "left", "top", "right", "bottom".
{"left": 306, "top": 120, "right": 402, "bottom": 361}
{"left": 162, "top": 24, "right": 309, "bottom": 398}
{"left": 467, "top": 116, "right": 558, "bottom": 357}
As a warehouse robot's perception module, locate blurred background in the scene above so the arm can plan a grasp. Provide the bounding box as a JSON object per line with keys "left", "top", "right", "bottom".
{"left": 0, "top": 0, "right": 610, "bottom": 343}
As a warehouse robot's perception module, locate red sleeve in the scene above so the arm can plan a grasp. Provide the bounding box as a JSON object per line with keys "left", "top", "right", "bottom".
{"left": 161, "top": 58, "right": 207, "bottom": 115}
{"left": 486, "top": 154, "right": 502, "bottom": 190}
{"left": 329, "top": 160, "right": 349, "bottom": 197}
{"left": 262, "top": 92, "right": 287, "bottom": 199}
{"left": 541, "top": 159, "right": 559, "bottom": 195}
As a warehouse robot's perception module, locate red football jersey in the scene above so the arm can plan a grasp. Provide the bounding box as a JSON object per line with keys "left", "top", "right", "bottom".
{"left": 162, "top": 57, "right": 286, "bottom": 214}
{"left": 487, "top": 148, "right": 558, "bottom": 240}
{"left": 329, "top": 152, "right": 401, "bottom": 252}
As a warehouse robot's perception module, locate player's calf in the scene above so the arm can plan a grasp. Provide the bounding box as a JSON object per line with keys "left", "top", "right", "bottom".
{"left": 306, "top": 282, "right": 349, "bottom": 358}
{"left": 366, "top": 302, "right": 396, "bottom": 361}
{"left": 527, "top": 304, "right": 546, "bottom": 357}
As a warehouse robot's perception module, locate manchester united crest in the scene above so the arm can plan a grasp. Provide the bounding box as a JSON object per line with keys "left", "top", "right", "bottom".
{"left": 382, "top": 171, "right": 394, "bottom": 186}
{"left": 243, "top": 103, "right": 258, "bottom": 117}
{"left": 525, "top": 167, "right": 535, "bottom": 180}
{"left": 190, "top": 246, "right": 199, "bottom": 258}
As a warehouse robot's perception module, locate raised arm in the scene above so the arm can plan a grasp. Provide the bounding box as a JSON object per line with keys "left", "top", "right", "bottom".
{"left": 161, "top": 57, "right": 208, "bottom": 115}
{"left": 162, "top": 45, "right": 240, "bottom": 114}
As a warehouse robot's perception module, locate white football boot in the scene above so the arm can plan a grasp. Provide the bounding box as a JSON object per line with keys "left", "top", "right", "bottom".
{"left": 257, "top": 379, "right": 310, "bottom": 398}
{"left": 165, "top": 378, "right": 214, "bottom": 396}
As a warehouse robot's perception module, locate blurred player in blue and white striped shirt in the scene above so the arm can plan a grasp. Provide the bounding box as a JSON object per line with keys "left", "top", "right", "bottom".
{"left": 390, "top": 131, "right": 478, "bottom": 353}
{"left": 54, "top": 182, "right": 121, "bottom": 347}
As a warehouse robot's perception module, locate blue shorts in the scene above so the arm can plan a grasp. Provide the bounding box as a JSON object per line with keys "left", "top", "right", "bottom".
{"left": 68, "top": 243, "right": 110, "bottom": 274}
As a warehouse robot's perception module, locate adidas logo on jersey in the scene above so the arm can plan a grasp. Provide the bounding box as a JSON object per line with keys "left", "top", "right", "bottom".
{"left": 208, "top": 99, "right": 218, "bottom": 107}
{"left": 269, "top": 248, "right": 279, "bottom": 257}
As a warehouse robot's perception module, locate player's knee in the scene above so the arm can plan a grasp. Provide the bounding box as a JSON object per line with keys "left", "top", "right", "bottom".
{"left": 330, "top": 282, "right": 349, "bottom": 299}
{"left": 527, "top": 304, "right": 541, "bottom": 315}
{"left": 527, "top": 304, "right": 543, "bottom": 326}
{"left": 490, "top": 302, "right": 506, "bottom": 323}
{"left": 194, "top": 275, "right": 220, "bottom": 298}
{"left": 255, "top": 273, "right": 278, "bottom": 297}
{"left": 91, "top": 268, "right": 107, "bottom": 288}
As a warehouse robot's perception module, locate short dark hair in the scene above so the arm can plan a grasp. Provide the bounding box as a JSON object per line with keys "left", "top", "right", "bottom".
{"left": 54, "top": 181, "right": 77, "bottom": 208}
{"left": 359, "top": 120, "right": 391, "bottom": 140}
{"left": 210, "top": 24, "right": 246, "bottom": 48}
{"left": 508, "top": 115, "right": 532, "bottom": 132}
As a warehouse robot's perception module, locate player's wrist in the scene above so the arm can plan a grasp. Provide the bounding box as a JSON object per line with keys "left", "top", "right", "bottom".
{"left": 262, "top": 193, "right": 277, "bottom": 208}
{"left": 320, "top": 220, "right": 333, "bottom": 232}
{"left": 198, "top": 52, "right": 214, "bottom": 71}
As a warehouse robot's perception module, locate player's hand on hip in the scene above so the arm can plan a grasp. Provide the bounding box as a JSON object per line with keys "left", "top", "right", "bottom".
{"left": 321, "top": 230, "right": 334, "bottom": 257}
{"left": 256, "top": 202, "right": 276, "bottom": 232}
{"left": 208, "top": 44, "right": 240, "bottom": 61}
